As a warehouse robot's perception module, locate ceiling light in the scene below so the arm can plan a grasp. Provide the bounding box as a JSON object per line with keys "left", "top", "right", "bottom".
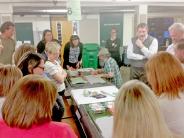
{"left": 40, "top": 9, "right": 67, "bottom": 13}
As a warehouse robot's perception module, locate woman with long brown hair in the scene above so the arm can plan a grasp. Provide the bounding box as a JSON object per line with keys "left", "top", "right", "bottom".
{"left": 146, "top": 51, "right": 184, "bottom": 136}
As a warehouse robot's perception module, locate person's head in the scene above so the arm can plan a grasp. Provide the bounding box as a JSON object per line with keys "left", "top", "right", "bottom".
{"left": 113, "top": 80, "right": 172, "bottom": 138}
{"left": 17, "top": 52, "right": 44, "bottom": 76}
{"left": 46, "top": 42, "right": 60, "bottom": 61}
{"left": 14, "top": 43, "right": 36, "bottom": 65}
{"left": 2, "top": 75, "right": 57, "bottom": 128}
{"left": 145, "top": 52, "right": 184, "bottom": 98}
{"left": 0, "top": 65, "right": 22, "bottom": 96}
{"left": 111, "top": 27, "right": 117, "bottom": 39}
{"left": 98, "top": 48, "right": 111, "bottom": 62}
{"left": 0, "top": 21, "right": 15, "bottom": 38}
{"left": 136, "top": 23, "right": 148, "bottom": 41}
{"left": 70, "top": 35, "right": 80, "bottom": 47}
{"left": 42, "top": 29, "right": 53, "bottom": 43}
{"left": 169, "top": 23, "right": 184, "bottom": 44}
{"left": 174, "top": 39, "right": 184, "bottom": 64}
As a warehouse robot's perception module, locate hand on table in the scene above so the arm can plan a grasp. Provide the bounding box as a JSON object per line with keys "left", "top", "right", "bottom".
{"left": 91, "top": 70, "right": 98, "bottom": 75}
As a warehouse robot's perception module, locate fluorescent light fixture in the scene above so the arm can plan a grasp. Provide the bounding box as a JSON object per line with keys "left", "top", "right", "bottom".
{"left": 119, "top": 9, "right": 135, "bottom": 12}
{"left": 40, "top": 9, "right": 67, "bottom": 13}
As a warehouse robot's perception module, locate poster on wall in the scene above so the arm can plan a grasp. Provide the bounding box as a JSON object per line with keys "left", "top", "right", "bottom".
{"left": 72, "top": 21, "right": 79, "bottom": 35}
{"left": 100, "top": 13, "right": 123, "bottom": 47}
{"left": 56, "top": 21, "right": 62, "bottom": 44}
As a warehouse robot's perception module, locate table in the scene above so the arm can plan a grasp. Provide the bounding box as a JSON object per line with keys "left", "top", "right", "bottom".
{"left": 75, "top": 103, "right": 113, "bottom": 138}
{"left": 70, "top": 85, "right": 118, "bottom": 138}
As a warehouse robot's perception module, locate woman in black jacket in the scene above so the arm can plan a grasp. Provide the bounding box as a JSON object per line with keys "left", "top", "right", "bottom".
{"left": 63, "top": 35, "right": 83, "bottom": 70}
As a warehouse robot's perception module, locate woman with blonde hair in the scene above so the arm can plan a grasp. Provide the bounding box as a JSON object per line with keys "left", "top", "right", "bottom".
{"left": 113, "top": 80, "right": 179, "bottom": 138}
{"left": 0, "top": 65, "right": 22, "bottom": 118}
{"left": 0, "top": 75, "right": 77, "bottom": 138}
{"left": 145, "top": 51, "right": 184, "bottom": 135}
{"left": 45, "top": 42, "right": 67, "bottom": 96}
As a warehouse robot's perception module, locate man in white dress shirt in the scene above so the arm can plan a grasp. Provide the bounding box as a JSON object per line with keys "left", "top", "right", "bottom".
{"left": 127, "top": 23, "right": 158, "bottom": 83}
{"left": 166, "top": 23, "right": 184, "bottom": 55}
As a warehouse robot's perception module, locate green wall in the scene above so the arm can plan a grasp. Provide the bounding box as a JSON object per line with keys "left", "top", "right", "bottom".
{"left": 100, "top": 13, "right": 123, "bottom": 47}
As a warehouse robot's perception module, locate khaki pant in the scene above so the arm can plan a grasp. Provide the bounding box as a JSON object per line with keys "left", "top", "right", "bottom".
{"left": 130, "top": 66, "right": 148, "bottom": 84}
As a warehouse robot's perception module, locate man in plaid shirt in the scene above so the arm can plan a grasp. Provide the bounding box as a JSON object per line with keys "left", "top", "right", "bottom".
{"left": 92, "top": 48, "right": 122, "bottom": 88}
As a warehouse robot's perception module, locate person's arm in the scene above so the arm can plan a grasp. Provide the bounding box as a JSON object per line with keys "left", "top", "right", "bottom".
{"left": 140, "top": 38, "right": 158, "bottom": 58}
{"left": 53, "top": 72, "right": 65, "bottom": 84}
{"left": 45, "top": 62, "right": 66, "bottom": 84}
{"left": 127, "top": 40, "right": 145, "bottom": 60}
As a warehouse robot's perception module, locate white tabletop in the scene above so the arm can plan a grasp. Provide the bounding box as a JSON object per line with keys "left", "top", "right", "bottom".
{"left": 71, "top": 85, "right": 118, "bottom": 106}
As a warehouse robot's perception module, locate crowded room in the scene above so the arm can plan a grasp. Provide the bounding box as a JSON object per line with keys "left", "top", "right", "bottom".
{"left": 0, "top": 0, "right": 184, "bottom": 138}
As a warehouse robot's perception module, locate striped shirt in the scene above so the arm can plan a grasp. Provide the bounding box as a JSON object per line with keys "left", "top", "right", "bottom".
{"left": 44, "top": 60, "right": 65, "bottom": 92}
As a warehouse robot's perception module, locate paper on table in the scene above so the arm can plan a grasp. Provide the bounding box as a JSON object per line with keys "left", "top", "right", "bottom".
{"left": 71, "top": 86, "right": 118, "bottom": 105}
{"left": 85, "top": 75, "right": 106, "bottom": 84}
{"left": 78, "top": 68, "right": 94, "bottom": 72}
{"left": 70, "top": 77, "right": 87, "bottom": 84}
{"left": 95, "top": 116, "right": 113, "bottom": 138}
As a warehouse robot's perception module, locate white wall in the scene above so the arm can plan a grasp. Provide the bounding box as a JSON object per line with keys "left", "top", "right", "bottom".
{"left": 123, "top": 13, "right": 135, "bottom": 46}
{"left": 79, "top": 14, "right": 99, "bottom": 44}
{"left": 13, "top": 15, "right": 50, "bottom": 46}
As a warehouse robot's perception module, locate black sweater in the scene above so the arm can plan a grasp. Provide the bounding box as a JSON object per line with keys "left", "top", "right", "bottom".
{"left": 63, "top": 42, "right": 83, "bottom": 69}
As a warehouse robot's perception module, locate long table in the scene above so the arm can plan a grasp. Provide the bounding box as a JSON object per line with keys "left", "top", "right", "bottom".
{"left": 65, "top": 68, "right": 117, "bottom": 138}
{"left": 70, "top": 86, "right": 118, "bottom": 138}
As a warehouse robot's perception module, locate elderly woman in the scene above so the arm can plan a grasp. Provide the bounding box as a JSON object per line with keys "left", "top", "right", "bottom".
{"left": 45, "top": 42, "right": 67, "bottom": 96}
{"left": 113, "top": 80, "right": 181, "bottom": 138}
{"left": 0, "top": 75, "right": 77, "bottom": 138}
{"left": 146, "top": 51, "right": 184, "bottom": 136}
{"left": 92, "top": 48, "right": 122, "bottom": 88}
{"left": 63, "top": 35, "right": 83, "bottom": 70}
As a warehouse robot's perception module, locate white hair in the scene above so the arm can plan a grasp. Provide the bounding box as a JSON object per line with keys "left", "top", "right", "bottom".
{"left": 169, "top": 23, "right": 184, "bottom": 33}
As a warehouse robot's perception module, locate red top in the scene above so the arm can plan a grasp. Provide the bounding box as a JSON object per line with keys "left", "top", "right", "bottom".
{"left": 0, "top": 120, "right": 77, "bottom": 138}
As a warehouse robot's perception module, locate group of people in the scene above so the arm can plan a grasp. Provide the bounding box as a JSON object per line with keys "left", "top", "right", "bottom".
{"left": 0, "top": 22, "right": 77, "bottom": 137}
{"left": 116, "top": 22, "right": 184, "bottom": 137}
{"left": 0, "top": 20, "right": 184, "bottom": 138}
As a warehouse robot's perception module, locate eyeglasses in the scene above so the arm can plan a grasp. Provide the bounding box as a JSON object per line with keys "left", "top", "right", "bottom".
{"left": 37, "top": 66, "right": 44, "bottom": 70}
